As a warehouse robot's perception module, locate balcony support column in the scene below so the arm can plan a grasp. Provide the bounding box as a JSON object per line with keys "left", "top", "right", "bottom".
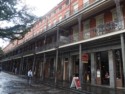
{"left": 55, "top": 27, "right": 59, "bottom": 85}
{"left": 42, "top": 53, "right": 46, "bottom": 81}
{"left": 120, "top": 34, "right": 125, "bottom": 86}
{"left": 114, "top": 0, "right": 124, "bottom": 28}
{"left": 78, "top": 15, "right": 83, "bottom": 84}
{"left": 32, "top": 42, "right": 37, "bottom": 76}
{"left": 32, "top": 54, "right": 36, "bottom": 75}
{"left": 69, "top": 53, "right": 72, "bottom": 82}
{"left": 26, "top": 57, "right": 29, "bottom": 74}
{"left": 108, "top": 50, "right": 116, "bottom": 88}
{"left": 91, "top": 53, "right": 96, "bottom": 85}
{"left": 19, "top": 57, "right": 24, "bottom": 74}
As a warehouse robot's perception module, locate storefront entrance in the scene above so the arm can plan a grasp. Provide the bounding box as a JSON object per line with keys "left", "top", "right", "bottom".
{"left": 114, "top": 49, "right": 124, "bottom": 87}
{"left": 83, "top": 53, "right": 91, "bottom": 83}
{"left": 72, "top": 55, "right": 79, "bottom": 77}
{"left": 63, "top": 58, "right": 69, "bottom": 81}
{"left": 96, "top": 51, "right": 109, "bottom": 85}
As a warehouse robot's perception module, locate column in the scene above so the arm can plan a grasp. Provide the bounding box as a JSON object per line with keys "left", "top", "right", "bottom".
{"left": 114, "top": 0, "right": 124, "bottom": 29}
{"left": 79, "top": 44, "right": 83, "bottom": 83}
{"left": 78, "top": 15, "right": 83, "bottom": 84}
{"left": 55, "top": 27, "right": 59, "bottom": 84}
{"left": 26, "top": 57, "right": 29, "bottom": 74}
{"left": 121, "top": 34, "right": 125, "bottom": 86}
{"left": 108, "top": 50, "right": 115, "bottom": 88}
{"left": 61, "top": 53, "right": 64, "bottom": 81}
{"left": 69, "top": 53, "right": 72, "bottom": 82}
{"left": 39, "top": 58, "right": 43, "bottom": 78}
{"left": 91, "top": 53, "right": 96, "bottom": 85}
{"left": 32, "top": 55, "right": 36, "bottom": 73}
{"left": 19, "top": 57, "right": 24, "bottom": 74}
{"left": 42, "top": 53, "right": 46, "bottom": 80}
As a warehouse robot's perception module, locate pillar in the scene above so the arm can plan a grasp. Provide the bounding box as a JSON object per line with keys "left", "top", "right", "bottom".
{"left": 114, "top": 0, "right": 124, "bottom": 29}
{"left": 79, "top": 44, "right": 83, "bottom": 83}
{"left": 91, "top": 52, "right": 96, "bottom": 85}
{"left": 32, "top": 55, "right": 36, "bottom": 73}
{"left": 78, "top": 15, "right": 83, "bottom": 84}
{"left": 121, "top": 34, "right": 125, "bottom": 86}
{"left": 54, "top": 27, "right": 59, "bottom": 84}
{"left": 42, "top": 53, "right": 46, "bottom": 80}
{"left": 39, "top": 58, "right": 43, "bottom": 78}
{"left": 69, "top": 53, "right": 72, "bottom": 82}
{"left": 19, "top": 57, "right": 24, "bottom": 74}
{"left": 108, "top": 50, "right": 115, "bottom": 88}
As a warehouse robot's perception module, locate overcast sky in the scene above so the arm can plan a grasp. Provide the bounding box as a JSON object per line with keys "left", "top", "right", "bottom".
{"left": 0, "top": 0, "right": 62, "bottom": 48}
{"left": 25, "top": 0, "right": 62, "bottom": 17}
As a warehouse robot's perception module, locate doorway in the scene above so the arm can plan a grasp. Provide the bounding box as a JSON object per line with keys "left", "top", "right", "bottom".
{"left": 63, "top": 58, "right": 69, "bottom": 81}
{"left": 49, "top": 58, "right": 54, "bottom": 79}
{"left": 83, "top": 53, "right": 91, "bottom": 83}
{"left": 114, "top": 49, "right": 124, "bottom": 87}
{"left": 96, "top": 51, "right": 109, "bottom": 85}
{"left": 72, "top": 55, "right": 79, "bottom": 77}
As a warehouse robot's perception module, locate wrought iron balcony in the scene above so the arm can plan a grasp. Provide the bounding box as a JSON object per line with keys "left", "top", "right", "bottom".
{"left": 23, "top": 50, "right": 35, "bottom": 56}
{"left": 36, "top": 42, "right": 56, "bottom": 53}
{"left": 59, "top": 20, "right": 125, "bottom": 46}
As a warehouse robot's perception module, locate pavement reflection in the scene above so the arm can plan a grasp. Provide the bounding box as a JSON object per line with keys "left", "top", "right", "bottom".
{"left": 0, "top": 72, "right": 79, "bottom": 94}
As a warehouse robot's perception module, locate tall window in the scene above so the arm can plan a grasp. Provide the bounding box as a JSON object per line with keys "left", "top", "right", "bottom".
{"left": 44, "top": 26, "right": 46, "bottom": 31}
{"left": 96, "top": 15, "right": 104, "bottom": 35}
{"left": 112, "top": 9, "right": 117, "bottom": 22}
{"left": 65, "top": 11, "right": 70, "bottom": 18}
{"left": 48, "top": 23, "right": 51, "bottom": 28}
{"left": 84, "top": 20, "right": 90, "bottom": 39}
{"left": 83, "top": 0, "right": 89, "bottom": 8}
{"left": 53, "top": 20, "right": 56, "bottom": 25}
{"left": 73, "top": 4, "right": 78, "bottom": 14}
{"left": 66, "top": 0, "right": 69, "bottom": 5}
{"left": 72, "top": 25, "right": 79, "bottom": 42}
{"left": 59, "top": 16, "right": 62, "bottom": 22}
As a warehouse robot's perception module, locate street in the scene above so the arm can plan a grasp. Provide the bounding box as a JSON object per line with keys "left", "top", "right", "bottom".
{"left": 0, "top": 72, "right": 78, "bottom": 94}
{"left": 0, "top": 72, "right": 125, "bottom": 94}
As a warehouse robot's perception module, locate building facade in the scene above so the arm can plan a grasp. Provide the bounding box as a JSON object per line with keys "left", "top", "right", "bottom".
{"left": 1, "top": 0, "right": 125, "bottom": 88}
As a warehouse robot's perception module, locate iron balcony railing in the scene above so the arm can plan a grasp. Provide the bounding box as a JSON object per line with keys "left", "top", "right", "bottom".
{"left": 36, "top": 42, "right": 56, "bottom": 53}
{"left": 4, "top": 0, "right": 110, "bottom": 54}
{"left": 23, "top": 49, "right": 35, "bottom": 56}
{"left": 59, "top": 20, "right": 125, "bottom": 46}
{"left": 2, "top": 19, "right": 125, "bottom": 60}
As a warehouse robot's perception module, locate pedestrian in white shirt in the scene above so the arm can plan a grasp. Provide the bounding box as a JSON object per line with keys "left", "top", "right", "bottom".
{"left": 27, "top": 69, "right": 33, "bottom": 85}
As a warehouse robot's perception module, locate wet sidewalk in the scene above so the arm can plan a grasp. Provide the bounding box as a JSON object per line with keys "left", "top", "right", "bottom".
{"left": 34, "top": 78, "right": 125, "bottom": 94}
{"left": 1, "top": 71, "right": 125, "bottom": 94}
{"left": 0, "top": 72, "right": 83, "bottom": 94}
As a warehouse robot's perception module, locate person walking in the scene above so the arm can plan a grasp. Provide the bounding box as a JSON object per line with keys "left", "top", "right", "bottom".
{"left": 27, "top": 69, "right": 33, "bottom": 85}
{"left": 14, "top": 67, "right": 17, "bottom": 74}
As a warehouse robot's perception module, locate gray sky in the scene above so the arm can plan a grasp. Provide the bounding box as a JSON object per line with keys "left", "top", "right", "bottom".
{"left": 0, "top": 0, "right": 62, "bottom": 48}
{"left": 25, "top": 0, "right": 62, "bottom": 17}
